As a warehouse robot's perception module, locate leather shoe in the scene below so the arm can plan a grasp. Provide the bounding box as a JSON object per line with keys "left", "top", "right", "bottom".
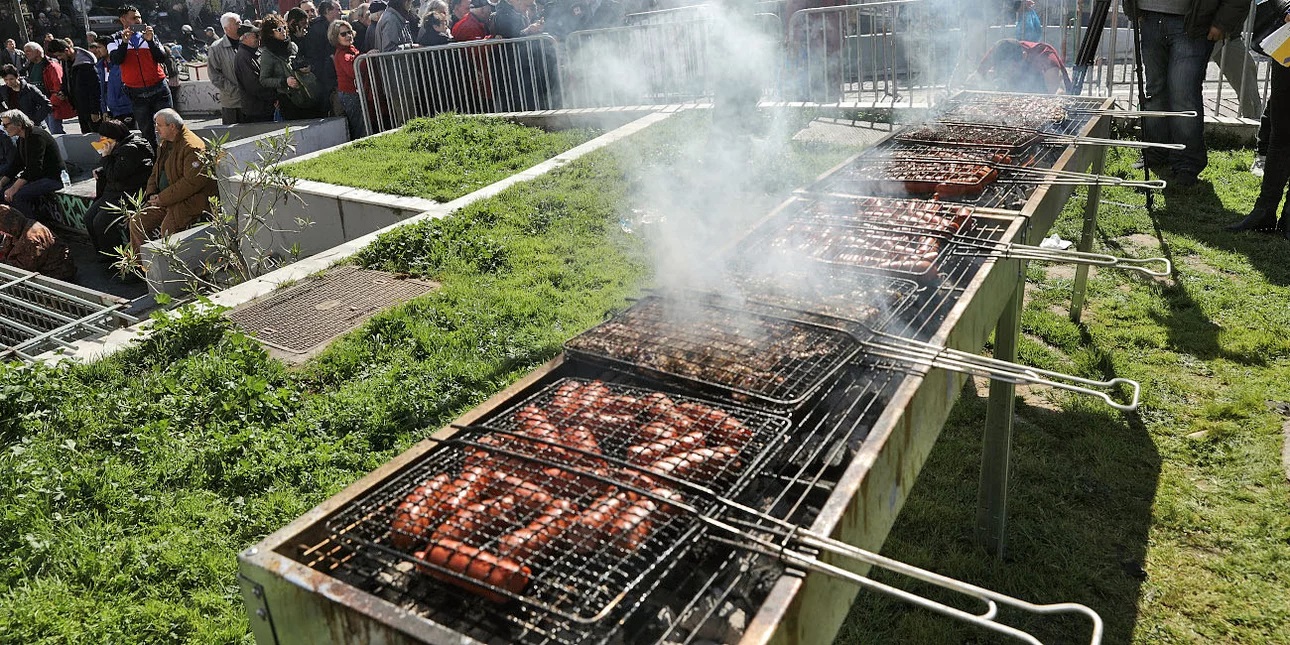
{"left": 1226, "top": 207, "right": 1278, "bottom": 232}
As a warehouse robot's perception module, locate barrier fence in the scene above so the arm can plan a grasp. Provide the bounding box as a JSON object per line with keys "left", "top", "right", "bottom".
{"left": 354, "top": 0, "right": 1273, "bottom": 135}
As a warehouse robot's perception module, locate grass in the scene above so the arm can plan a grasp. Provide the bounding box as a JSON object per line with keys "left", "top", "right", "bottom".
{"left": 0, "top": 109, "right": 860, "bottom": 645}
{"left": 279, "top": 114, "right": 599, "bottom": 202}
{"left": 835, "top": 146, "right": 1290, "bottom": 644}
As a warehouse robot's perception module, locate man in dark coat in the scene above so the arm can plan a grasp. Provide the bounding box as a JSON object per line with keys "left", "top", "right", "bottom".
{"left": 301, "top": 0, "right": 342, "bottom": 103}
{"left": 234, "top": 24, "right": 277, "bottom": 123}
{"left": 0, "top": 64, "right": 52, "bottom": 127}
{"left": 46, "top": 39, "right": 103, "bottom": 134}
{"left": 0, "top": 204, "right": 75, "bottom": 281}
{"left": 0, "top": 108, "right": 64, "bottom": 221}
{"left": 86, "top": 119, "right": 154, "bottom": 259}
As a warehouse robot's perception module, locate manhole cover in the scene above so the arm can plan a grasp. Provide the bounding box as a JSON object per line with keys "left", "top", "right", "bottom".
{"left": 228, "top": 266, "right": 437, "bottom": 355}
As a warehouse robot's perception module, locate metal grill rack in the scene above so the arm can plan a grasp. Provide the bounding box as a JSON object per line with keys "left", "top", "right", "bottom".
{"left": 0, "top": 265, "right": 138, "bottom": 362}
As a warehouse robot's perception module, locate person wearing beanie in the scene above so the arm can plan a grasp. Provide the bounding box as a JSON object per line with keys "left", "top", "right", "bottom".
{"left": 452, "top": 0, "right": 494, "bottom": 41}
{"left": 86, "top": 118, "right": 154, "bottom": 259}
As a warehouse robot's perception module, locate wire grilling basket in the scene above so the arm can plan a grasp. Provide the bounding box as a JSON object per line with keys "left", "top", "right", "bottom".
{"left": 564, "top": 296, "right": 863, "bottom": 409}
{"left": 324, "top": 378, "right": 791, "bottom": 630}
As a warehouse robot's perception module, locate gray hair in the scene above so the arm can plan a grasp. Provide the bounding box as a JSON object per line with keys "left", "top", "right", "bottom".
{"left": 22, "top": 42, "right": 41, "bottom": 55}
{"left": 154, "top": 108, "right": 184, "bottom": 127}
{"left": 1, "top": 108, "right": 33, "bottom": 130}
{"left": 220, "top": 11, "right": 241, "bottom": 27}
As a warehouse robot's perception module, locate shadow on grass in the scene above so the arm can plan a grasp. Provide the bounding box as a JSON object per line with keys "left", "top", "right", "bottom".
{"left": 835, "top": 376, "right": 1160, "bottom": 644}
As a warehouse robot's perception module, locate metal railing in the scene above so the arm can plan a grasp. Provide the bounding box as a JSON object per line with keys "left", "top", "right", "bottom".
{"left": 355, "top": 35, "right": 563, "bottom": 134}
{"left": 351, "top": 0, "right": 1271, "bottom": 134}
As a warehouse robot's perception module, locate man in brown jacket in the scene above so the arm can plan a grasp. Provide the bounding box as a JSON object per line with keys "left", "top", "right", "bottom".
{"left": 128, "top": 108, "right": 218, "bottom": 260}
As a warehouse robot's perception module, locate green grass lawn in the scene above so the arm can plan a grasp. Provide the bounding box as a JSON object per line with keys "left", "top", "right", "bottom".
{"left": 278, "top": 114, "right": 599, "bottom": 202}
{"left": 836, "top": 146, "right": 1290, "bottom": 644}
{"left": 0, "top": 109, "right": 859, "bottom": 644}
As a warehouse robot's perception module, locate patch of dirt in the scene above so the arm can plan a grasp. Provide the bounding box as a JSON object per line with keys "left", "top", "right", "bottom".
{"left": 1043, "top": 264, "right": 1079, "bottom": 282}
{"left": 1179, "top": 255, "right": 1220, "bottom": 275}
{"left": 1015, "top": 383, "right": 1064, "bottom": 412}
{"left": 1119, "top": 233, "right": 1162, "bottom": 250}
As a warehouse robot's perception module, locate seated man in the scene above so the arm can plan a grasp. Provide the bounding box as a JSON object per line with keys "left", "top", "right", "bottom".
{"left": 87, "top": 118, "right": 154, "bottom": 260}
{"left": 128, "top": 108, "right": 218, "bottom": 262}
{"left": 970, "top": 38, "right": 1071, "bottom": 95}
{"left": 0, "top": 109, "right": 65, "bottom": 220}
{"left": 0, "top": 204, "right": 75, "bottom": 280}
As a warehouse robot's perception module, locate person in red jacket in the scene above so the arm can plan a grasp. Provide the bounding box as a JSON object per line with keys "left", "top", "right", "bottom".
{"left": 22, "top": 42, "right": 72, "bottom": 133}
{"left": 107, "top": 5, "right": 172, "bottom": 147}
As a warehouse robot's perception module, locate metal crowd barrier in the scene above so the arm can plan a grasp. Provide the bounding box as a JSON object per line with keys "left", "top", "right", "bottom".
{"left": 354, "top": 35, "right": 563, "bottom": 134}
{"left": 351, "top": 0, "right": 1270, "bottom": 132}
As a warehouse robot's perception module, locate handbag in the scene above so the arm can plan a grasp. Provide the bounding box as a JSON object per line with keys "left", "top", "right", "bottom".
{"left": 287, "top": 69, "right": 320, "bottom": 107}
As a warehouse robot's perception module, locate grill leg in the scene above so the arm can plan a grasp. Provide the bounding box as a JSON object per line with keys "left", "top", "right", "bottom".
{"left": 1070, "top": 148, "right": 1107, "bottom": 322}
{"left": 974, "top": 272, "right": 1023, "bottom": 559}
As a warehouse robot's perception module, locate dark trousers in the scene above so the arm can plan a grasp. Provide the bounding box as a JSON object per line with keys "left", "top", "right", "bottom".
{"left": 77, "top": 111, "right": 98, "bottom": 134}
{"left": 86, "top": 191, "right": 131, "bottom": 259}
{"left": 221, "top": 107, "right": 241, "bottom": 125}
{"left": 1256, "top": 64, "right": 1290, "bottom": 218}
{"left": 8, "top": 177, "right": 63, "bottom": 220}
{"left": 1138, "top": 11, "right": 1215, "bottom": 178}
{"left": 127, "top": 82, "right": 173, "bottom": 147}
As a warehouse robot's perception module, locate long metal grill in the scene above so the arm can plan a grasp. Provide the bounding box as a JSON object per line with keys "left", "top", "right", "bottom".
{"left": 322, "top": 377, "right": 791, "bottom": 642}
{"left": 0, "top": 265, "right": 136, "bottom": 362}
{"left": 564, "top": 296, "right": 861, "bottom": 408}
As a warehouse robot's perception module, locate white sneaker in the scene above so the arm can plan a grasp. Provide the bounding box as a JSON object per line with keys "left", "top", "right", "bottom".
{"left": 1252, "top": 155, "right": 1266, "bottom": 177}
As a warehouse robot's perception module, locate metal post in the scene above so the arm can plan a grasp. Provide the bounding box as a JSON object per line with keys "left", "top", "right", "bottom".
{"left": 1069, "top": 147, "right": 1106, "bottom": 322}
{"left": 975, "top": 267, "right": 1024, "bottom": 559}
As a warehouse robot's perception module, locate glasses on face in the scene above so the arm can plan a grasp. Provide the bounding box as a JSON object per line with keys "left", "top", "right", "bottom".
{"left": 273, "top": 25, "right": 287, "bottom": 32}
{"left": 339, "top": 31, "right": 353, "bottom": 36}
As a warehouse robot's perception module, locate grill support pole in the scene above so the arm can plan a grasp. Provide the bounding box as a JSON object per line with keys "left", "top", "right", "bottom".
{"left": 1069, "top": 148, "right": 1107, "bottom": 322}
{"left": 974, "top": 271, "right": 1023, "bottom": 558}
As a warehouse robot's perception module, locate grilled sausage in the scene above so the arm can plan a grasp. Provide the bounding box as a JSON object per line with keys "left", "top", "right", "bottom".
{"left": 647, "top": 446, "right": 737, "bottom": 482}
{"left": 568, "top": 490, "right": 631, "bottom": 553}
{"left": 390, "top": 471, "right": 485, "bottom": 550}
{"left": 416, "top": 539, "right": 531, "bottom": 604}
{"left": 625, "top": 431, "right": 704, "bottom": 466}
{"left": 493, "top": 499, "right": 576, "bottom": 561}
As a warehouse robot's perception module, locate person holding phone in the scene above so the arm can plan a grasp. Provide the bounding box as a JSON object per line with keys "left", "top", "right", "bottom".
{"left": 107, "top": 5, "right": 172, "bottom": 146}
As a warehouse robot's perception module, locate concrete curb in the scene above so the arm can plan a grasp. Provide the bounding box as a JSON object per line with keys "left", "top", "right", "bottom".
{"left": 39, "top": 110, "right": 677, "bottom": 365}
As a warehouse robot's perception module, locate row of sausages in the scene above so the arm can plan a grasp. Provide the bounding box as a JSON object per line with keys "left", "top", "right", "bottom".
{"left": 387, "top": 380, "right": 755, "bottom": 603}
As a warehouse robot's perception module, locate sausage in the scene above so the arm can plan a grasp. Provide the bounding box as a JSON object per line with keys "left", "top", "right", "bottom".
{"left": 568, "top": 490, "right": 631, "bottom": 553}
{"left": 416, "top": 539, "right": 531, "bottom": 604}
{"left": 605, "top": 488, "right": 683, "bottom": 551}
{"left": 625, "top": 431, "right": 704, "bottom": 466}
{"left": 493, "top": 499, "right": 576, "bottom": 561}
{"left": 636, "top": 420, "right": 678, "bottom": 442}
{"left": 647, "top": 446, "right": 737, "bottom": 482}
{"left": 675, "top": 403, "right": 753, "bottom": 450}
{"left": 389, "top": 472, "right": 481, "bottom": 550}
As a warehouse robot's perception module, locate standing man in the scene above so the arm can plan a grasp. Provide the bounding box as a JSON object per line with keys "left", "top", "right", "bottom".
{"left": 129, "top": 108, "right": 217, "bottom": 261}
{"left": 45, "top": 39, "right": 102, "bottom": 134}
{"left": 2, "top": 40, "right": 23, "bottom": 70}
{"left": 23, "top": 42, "right": 70, "bottom": 133}
{"left": 90, "top": 36, "right": 135, "bottom": 129}
{"left": 452, "top": 0, "right": 494, "bottom": 41}
{"left": 208, "top": 12, "right": 245, "bottom": 124}
{"left": 108, "top": 5, "right": 172, "bottom": 146}
{"left": 234, "top": 23, "right": 276, "bottom": 123}
{"left": 1122, "top": 0, "right": 1249, "bottom": 188}
{"left": 302, "top": 0, "right": 342, "bottom": 110}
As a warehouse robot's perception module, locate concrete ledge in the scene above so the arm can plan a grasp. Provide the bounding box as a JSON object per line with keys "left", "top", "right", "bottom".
{"left": 44, "top": 111, "right": 676, "bottom": 363}
{"left": 140, "top": 223, "right": 221, "bottom": 297}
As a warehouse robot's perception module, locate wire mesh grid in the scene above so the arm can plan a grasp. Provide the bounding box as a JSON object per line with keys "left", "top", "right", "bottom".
{"left": 322, "top": 377, "right": 791, "bottom": 640}
{"left": 0, "top": 271, "right": 125, "bottom": 358}
{"left": 564, "top": 296, "right": 862, "bottom": 408}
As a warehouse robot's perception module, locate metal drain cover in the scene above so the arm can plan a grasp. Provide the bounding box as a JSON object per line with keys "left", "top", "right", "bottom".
{"left": 229, "top": 266, "right": 437, "bottom": 357}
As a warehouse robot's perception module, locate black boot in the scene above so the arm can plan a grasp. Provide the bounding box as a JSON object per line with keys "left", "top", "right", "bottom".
{"left": 1226, "top": 207, "right": 1278, "bottom": 232}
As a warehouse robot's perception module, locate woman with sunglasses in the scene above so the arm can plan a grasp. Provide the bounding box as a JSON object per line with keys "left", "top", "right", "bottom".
{"left": 258, "top": 13, "right": 312, "bottom": 121}
{"left": 329, "top": 20, "right": 366, "bottom": 139}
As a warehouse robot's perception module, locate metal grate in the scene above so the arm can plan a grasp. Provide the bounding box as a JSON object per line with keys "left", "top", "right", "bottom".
{"left": 322, "top": 377, "right": 791, "bottom": 643}
{"left": 227, "top": 266, "right": 436, "bottom": 354}
{"left": 0, "top": 265, "right": 136, "bottom": 362}
{"left": 565, "top": 296, "right": 860, "bottom": 409}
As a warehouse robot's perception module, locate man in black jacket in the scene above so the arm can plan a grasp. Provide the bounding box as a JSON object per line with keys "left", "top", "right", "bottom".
{"left": 301, "top": 0, "right": 342, "bottom": 111}
{"left": 0, "top": 109, "right": 64, "bottom": 221}
{"left": 46, "top": 39, "right": 103, "bottom": 134}
{"left": 86, "top": 118, "right": 153, "bottom": 259}
{"left": 233, "top": 24, "right": 277, "bottom": 123}
{"left": 0, "top": 65, "right": 52, "bottom": 127}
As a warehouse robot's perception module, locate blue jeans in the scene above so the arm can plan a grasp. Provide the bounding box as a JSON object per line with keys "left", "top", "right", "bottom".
{"left": 1138, "top": 11, "right": 1215, "bottom": 178}
{"left": 338, "top": 91, "right": 366, "bottom": 139}
{"left": 9, "top": 176, "right": 63, "bottom": 220}
{"left": 45, "top": 115, "right": 64, "bottom": 134}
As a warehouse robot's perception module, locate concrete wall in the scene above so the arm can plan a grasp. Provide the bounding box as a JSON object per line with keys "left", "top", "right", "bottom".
{"left": 174, "top": 80, "right": 220, "bottom": 117}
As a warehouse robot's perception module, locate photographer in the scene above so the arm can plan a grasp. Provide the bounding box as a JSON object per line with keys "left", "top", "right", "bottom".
{"left": 107, "top": 5, "right": 172, "bottom": 146}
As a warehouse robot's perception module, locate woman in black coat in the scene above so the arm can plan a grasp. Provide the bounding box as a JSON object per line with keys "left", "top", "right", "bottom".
{"left": 86, "top": 119, "right": 155, "bottom": 258}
